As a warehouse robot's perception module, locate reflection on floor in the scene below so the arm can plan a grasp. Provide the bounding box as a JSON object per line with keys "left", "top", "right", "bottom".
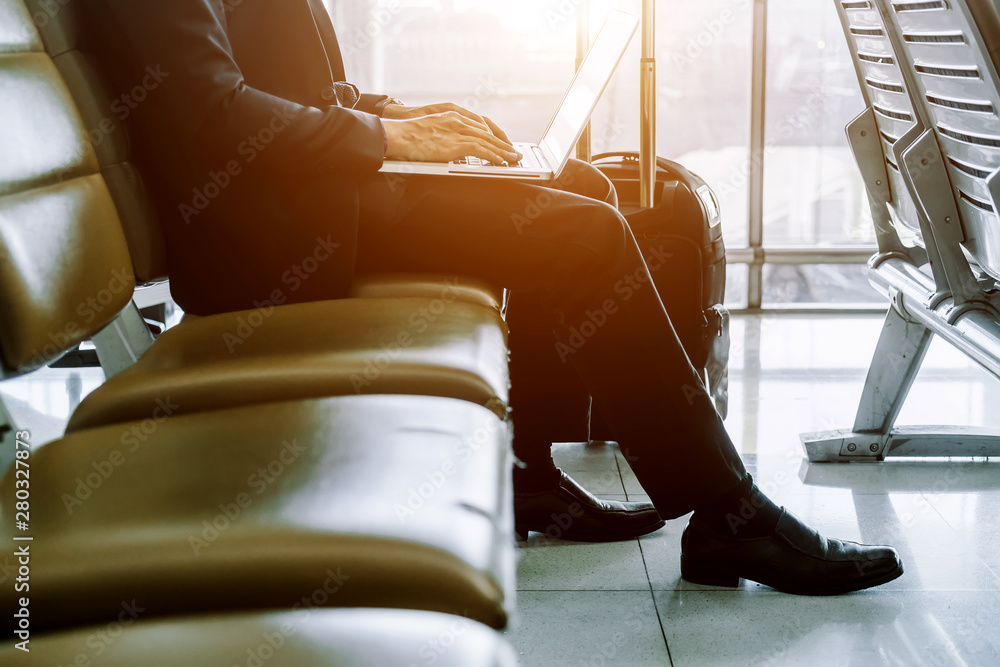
{"left": 509, "top": 314, "right": 1000, "bottom": 666}
{"left": 2, "top": 314, "right": 998, "bottom": 665}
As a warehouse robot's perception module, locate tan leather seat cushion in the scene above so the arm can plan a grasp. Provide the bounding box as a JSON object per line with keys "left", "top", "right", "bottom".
{"left": 350, "top": 273, "right": 504, "bottom": 312}
{"left": 0, "top": 0, "right": 135, "bottom": 372}
{"left": 68, "top": 297, "right": 510, "bottom": 432}
{"left": 0, "top": 608, "right": 517, "bottom": 666}
{"left": 3, "top": 395, "right": 514, "bottom": 631}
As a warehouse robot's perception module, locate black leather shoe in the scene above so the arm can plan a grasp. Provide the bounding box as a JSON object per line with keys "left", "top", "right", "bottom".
{"left": 681, "top": 508, "right": 903, "bottom": 595}
{"left": 514, "top": 470, "right": 665, "bottom": 542}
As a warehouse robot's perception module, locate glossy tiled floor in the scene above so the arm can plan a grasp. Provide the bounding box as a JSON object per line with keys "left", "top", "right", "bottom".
{"left": 506, "top": 314, "right": 1000, "bottom": 667}
{"left": 2, "top": 313, "right": 998, "bottom": 665}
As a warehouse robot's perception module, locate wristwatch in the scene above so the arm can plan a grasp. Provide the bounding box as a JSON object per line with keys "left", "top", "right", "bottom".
{"left": 374, "top": 96, "right": 405, "bottom": 117}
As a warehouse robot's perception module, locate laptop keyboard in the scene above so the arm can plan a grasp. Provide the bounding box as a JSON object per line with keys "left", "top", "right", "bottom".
{"left": 452, "top": 156, "right": 523, "bottom": 168}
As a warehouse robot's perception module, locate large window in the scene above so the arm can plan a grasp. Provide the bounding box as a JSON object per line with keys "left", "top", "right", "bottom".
{"left": 326, "top": 0, "right": 881, "bottom": 309}
{"left": 760, "top": 0, "right": 881, "bottom": 306}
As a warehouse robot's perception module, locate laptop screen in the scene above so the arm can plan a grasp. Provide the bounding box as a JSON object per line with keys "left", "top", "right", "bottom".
{"left": 539, "top": 11, "right": 638, "bottom": 170}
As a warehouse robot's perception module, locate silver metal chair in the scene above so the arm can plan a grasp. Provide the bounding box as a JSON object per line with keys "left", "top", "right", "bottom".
{"left": 802, "top": 0, "right": 1000, "bottom": 461}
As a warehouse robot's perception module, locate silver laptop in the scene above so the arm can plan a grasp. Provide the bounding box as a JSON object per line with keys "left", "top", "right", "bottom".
{"left": 379, "top": 10, "right": 638, "bottom": 181}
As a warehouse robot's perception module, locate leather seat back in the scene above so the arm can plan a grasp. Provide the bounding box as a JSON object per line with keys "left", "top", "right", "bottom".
{"left": 0, "top": 0, "right": 135, "bottom": 374}
{"left": 23, "top": 0, "right": 168, "bottom": 284}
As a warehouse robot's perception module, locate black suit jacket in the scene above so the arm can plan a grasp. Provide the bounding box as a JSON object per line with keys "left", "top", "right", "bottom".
{"left": 87, "top": 0, "right": 388, "bottom": 315}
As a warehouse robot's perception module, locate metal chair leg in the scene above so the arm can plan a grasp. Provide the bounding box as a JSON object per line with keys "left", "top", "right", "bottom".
{"left": 802, "top": 304, "right": 931, "bottom": 461}
{"left": 802, "top": 300, "right": 1000, "bottom": 461}
{"left": 0, "top": 396, "right": 16, "bottom": 475}
{"left": 91, "top": 301, "right": 155, "bottom": 379}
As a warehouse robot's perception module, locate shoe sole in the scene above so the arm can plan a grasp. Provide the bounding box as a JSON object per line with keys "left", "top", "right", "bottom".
{"left": 680, "top": 556, "right": 905, "bottom": 595}
{"left": 516, "top": 518, "right": 666, "bottom": 543}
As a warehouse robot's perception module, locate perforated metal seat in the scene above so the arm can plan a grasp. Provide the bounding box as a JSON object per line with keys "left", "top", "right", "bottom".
{"left": 836, "top": 0, "right": 926, "bottom": 246}
{"left": 881, "top": 0, "right": 1000, "bottom": 278}
{"left": 802, "top": 0, "right": 1000, "bottom": 461}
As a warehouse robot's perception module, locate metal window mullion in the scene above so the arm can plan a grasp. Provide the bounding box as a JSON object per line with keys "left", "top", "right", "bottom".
{"left": 747, "top": 0, "right": 769, "bottom": 308}
{"left": 640, "top": 0, "right": 656, "bottom": 209}
{"left": 575, "top": 0, "right": 592, "bottom": 162}
{"left": 726, "top": 246, "right": 877, "bottom": 264}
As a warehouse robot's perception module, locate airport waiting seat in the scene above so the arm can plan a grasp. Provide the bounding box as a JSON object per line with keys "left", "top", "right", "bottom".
{"left": 0, "top": 609, "right": 518, "bottom": 666}
{"left": 0, "top": 0, "right": 516, "bottom": 653}
{"left": 16, "top": 0, "right": 511, "bottom": 432}
{"left": 66, "top": 295, "right": 510, "bottom": 431}
{"left": 350, "top": 272, "right": 505, "bottom": 312}
{"left": 2, "top": 395, "right": 513, "bottom": 631}
{"left": 802, "top": 0, "right": 1000, "bottom": 461}
{"left": 26, "top": 0, "right": 511, "bottom": 313}
{"left": 21, "top": 0, "right": 504, "bottom": 312}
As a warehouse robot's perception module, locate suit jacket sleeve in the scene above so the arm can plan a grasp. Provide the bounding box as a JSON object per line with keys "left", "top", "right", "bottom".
{"left": 97, "top": 0, "right": 386, "bottom": 173}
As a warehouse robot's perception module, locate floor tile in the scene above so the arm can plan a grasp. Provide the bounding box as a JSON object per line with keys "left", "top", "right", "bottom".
{"left": 790, "top": 491, "right": 1000, "bottom": 592}
{"left": 799, "top": 459, "right": 1000, "bottom": 495}
{"left": 638, "top": 492, "right": 1000, "bottom": 592}
{"left": 552, "top": 441, "right": 620, "bottom": 472}
{"left": 505, "top": 591, "right": 671, "bottom": 667}
{"left": 924, "top": 490, "right": 1000, "bottom": 579}
{"left": 9, "top": 312, "right": 1000, "bottom": 667}
{"left": 656, "top": 589, "right": 1000, "bottom": 667}
{"left": 517, "top": 534, "right": 650, "bottom": 591}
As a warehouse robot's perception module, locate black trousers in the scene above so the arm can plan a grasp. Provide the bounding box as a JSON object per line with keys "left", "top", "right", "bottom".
{"left": 355, "top": 160, "right": 745, "bottom": 519}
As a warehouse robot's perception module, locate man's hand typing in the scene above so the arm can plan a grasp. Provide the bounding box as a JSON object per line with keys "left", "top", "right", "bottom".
{"left": 381, "top": 104, "right": 521, "bottom": 165}
{"left": 382, "top": 102, "right": 513, "bottom": 144}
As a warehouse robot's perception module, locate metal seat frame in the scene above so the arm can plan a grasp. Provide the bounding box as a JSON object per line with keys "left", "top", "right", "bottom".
{"left": 802, "top": 0, "right": 1000, "bottom": 462}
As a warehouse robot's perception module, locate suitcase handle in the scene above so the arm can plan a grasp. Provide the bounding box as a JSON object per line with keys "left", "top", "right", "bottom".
{"left": 592, "top": 151, "right": 691, "bottom": 182}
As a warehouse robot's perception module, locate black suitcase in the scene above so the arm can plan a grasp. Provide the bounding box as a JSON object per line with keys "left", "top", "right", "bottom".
{"left": 592, "top": 151, "right": 730, "bottom": 418}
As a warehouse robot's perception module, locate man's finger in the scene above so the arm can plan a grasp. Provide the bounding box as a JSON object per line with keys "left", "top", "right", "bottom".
{"left": 474, "top": 135, "right": 521, "bottom": 164}
{"left": 455, "top": 119, "right": 519, "bottom": 156}
{"left": 464, "top": 142, "right": 509, "bottom": 166}
{"left": 483, "top": 116, "right": 512, "bottom": 145}
{"left": 445, "top": 104, "right": 500, "bottom": 138}
{"left": 450, "top": 111, "right": 492, "bottom": 136}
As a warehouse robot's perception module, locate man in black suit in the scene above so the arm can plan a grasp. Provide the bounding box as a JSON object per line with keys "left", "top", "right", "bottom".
{"left": 87, "top": 0, "right": 904, "bottom": 593}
